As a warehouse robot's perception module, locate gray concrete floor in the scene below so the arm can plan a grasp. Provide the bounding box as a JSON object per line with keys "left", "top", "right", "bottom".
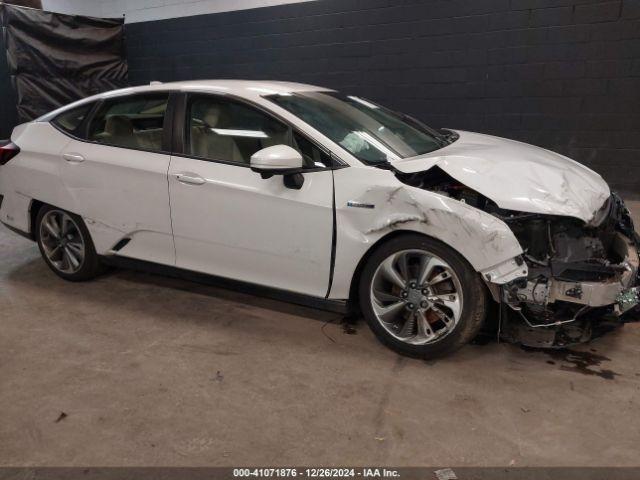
{"left": 1, "top": 202, "right": 639, "bottom": 467}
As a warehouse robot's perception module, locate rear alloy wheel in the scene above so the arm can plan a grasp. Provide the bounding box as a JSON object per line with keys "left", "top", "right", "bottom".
{"left": 36, "top": 205, "right": 103, "bottom": 281}
{"left": 359, "top": 235, "right": 487, "bottom": 359}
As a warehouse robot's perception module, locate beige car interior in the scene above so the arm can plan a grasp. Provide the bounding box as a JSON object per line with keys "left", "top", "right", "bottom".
{"left": 91, "top": 99, "right": 314, "bottom": 166}
{"left": 190, "top": 101, "right": 288, "bottom": 164}
{"left": 94, "top": 114, "right": 164, "bottom": 151}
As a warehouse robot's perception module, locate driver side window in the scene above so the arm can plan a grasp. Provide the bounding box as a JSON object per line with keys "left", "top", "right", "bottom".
{"left": 187, "top": 96, "right": 289, "bottom": 165}
{"left": 186, "top": 96, "right": 333, "bottom": 168}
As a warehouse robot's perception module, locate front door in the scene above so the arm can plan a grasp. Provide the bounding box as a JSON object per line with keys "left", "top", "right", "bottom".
{"left": 168, "top": 94, "right": 334, "bottom": 297}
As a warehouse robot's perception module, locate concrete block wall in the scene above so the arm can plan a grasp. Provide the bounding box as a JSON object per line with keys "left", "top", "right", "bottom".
{"left": 101, "top": 1, "right": 640, "bottom": 192}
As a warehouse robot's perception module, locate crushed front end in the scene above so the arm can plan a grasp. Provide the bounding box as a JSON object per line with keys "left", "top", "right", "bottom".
{"left": 498, "top": 194, "right": 640, "bottom": 347}
{"left": 397, "top": 167, "right": 640, "bottom": 348}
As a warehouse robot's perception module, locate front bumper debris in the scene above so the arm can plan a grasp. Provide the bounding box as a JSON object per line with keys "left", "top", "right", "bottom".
{"left": 616, "top": 287, "right": 640, "bottom": 315}
{"left": 496, "top": 193, "right": 640, "bottom": 348}
{"left": 502, "top": 232, "right": 639, "bottom": 313}
{"left": 553, "top": 232, "right": 638, "bottom": 309}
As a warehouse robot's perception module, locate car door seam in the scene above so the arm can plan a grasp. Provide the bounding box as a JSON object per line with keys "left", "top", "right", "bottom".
{"left": 325, "top": 168, "right": 338, "bottom": 299}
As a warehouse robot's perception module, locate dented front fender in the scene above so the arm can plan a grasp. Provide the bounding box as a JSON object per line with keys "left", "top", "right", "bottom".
{"left": 329, "top": 166, "right": 526, "bottom": 299}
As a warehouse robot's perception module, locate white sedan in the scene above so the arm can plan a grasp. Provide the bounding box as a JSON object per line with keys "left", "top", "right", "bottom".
{"left": 1, "top": 80, "right": 638, "bottom": 357}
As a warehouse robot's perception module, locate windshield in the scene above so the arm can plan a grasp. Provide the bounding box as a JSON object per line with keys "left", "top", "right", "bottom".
{"left": 267, "top": 92, "right": 447, "bottom": 164}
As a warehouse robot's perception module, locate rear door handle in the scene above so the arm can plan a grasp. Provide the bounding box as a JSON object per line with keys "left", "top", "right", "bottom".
{"left": 63, "top": 153, "right": 85, "bottom": 163}
{"left": 175, "top": 173, "right": 206, "bottom": 186}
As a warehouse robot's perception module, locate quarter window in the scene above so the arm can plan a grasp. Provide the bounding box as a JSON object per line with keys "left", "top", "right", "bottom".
{"left": 187, "top": 96, "right": 289, "bottom": 165}
{"left": 53, "top": 103, "right": 94, "bottom": 135}
{"left": 88, "top": 94, "right": 169, "bottom": 152}
{"left": 292, "top": 131, "right": 332, "bottom": 168}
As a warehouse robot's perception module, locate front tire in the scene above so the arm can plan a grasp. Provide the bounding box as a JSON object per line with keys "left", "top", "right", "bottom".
{"left": 359, "top": 234, "right": 487, "bottom": 359}
{"left": 36, "top": 205, "right": 103, "bottom": 282}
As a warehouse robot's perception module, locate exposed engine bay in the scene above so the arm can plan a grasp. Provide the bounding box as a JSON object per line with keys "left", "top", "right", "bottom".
{"left": 397, "top": 166, "right": 640, "bottom": 348}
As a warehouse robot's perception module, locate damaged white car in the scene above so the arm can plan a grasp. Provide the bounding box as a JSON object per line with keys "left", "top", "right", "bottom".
{"left": 1, "top": 80, "right": 638, "bottom": 358}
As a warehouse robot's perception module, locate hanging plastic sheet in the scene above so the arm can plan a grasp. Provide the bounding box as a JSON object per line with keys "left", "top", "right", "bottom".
{"left": 0, "top": 3, "right": 127, "bottom": 136}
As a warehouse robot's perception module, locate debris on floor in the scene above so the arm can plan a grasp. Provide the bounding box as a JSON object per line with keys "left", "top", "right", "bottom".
{"left": 434, "top": 468, "right": 457, "bottom": 480}
{"left": 54, "top": 412, "right": 67, "bottom": 423}
{"left": 340, "top": 315, "right": 358, "bottom": 335}
{"left": 321, "top": 315, "right": 359, "bottom": 343}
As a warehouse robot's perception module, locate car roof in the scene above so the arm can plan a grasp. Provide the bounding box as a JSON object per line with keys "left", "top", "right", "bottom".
{"left": 102, "top": 79, "right": 334, "bottom": 98}
{"left": 38, "top": 80, "right": 334, "bottom": 121}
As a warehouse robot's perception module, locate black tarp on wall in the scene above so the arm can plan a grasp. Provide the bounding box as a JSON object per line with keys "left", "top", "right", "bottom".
{"left": 0, "top": 3, "right": 127, "bottom": 138}
{"left": 4, "top": 0, "right": 42, "bottom": 8}
{"left": 0, "top": 4, "right": 18, "bottom": 138}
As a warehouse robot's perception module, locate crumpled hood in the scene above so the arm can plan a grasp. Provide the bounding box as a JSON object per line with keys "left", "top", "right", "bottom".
{"left": 391, "top": 130, "right": 611, "bottom": 223}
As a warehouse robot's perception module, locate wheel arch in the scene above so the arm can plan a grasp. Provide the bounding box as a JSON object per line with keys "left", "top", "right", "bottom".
{"left": 347, "top": 229, "right": 475, "bottom": 312}
{"left": 29, "top": 199, "right": 45, "bottom": 240}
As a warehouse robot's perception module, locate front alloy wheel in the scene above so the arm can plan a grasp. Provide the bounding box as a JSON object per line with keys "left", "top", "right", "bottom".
{"left": 359, "top": 235, "right": 487, "bottom": 358}
{"left": 371, "top": 249, "right": 463, "bottom": 345}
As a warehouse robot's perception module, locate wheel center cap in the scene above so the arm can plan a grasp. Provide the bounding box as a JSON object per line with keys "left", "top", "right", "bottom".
{"left": 407, "top": 288, "right": 425, "bottom": 306}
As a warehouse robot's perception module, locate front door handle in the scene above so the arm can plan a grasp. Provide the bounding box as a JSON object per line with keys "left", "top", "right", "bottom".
{"left": 63, "top": 153, "right": 85, "bottom": 163}
{"left": 175, "top": 173, "right": 206, "bottom": 186}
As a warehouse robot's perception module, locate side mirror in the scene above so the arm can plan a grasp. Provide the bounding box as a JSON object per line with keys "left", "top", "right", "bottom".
{"left": 250, "top": 144, "right": 305, "bottom": 189}
{"left": 250, "top": 144, "right": 304, "bottom": 174}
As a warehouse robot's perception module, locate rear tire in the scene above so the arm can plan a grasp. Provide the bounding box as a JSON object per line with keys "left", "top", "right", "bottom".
{"left": 35, "top": 205, "right": 103, "bottom": 282}
{"left": 358, "top": 234, "right": 487, "bottom": 359}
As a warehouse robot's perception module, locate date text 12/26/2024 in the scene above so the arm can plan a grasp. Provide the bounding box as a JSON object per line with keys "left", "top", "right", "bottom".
{"left": 233, "top": 469, "right": 401, "bottom": 478}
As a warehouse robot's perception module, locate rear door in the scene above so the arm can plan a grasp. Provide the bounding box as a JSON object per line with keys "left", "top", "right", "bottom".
{"left": 59, "top": 92, "right": 175, "bottom": 265}
{"left": 167, "top": 93, "right": 335, "bottom": 298}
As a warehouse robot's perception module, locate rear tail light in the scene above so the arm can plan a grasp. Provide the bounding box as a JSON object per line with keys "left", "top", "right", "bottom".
{"left": 0, "top": 142, "right": 20, "bottom": 165}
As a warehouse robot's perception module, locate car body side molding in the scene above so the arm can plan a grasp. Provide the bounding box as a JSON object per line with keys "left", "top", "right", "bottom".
{"left": 102, "top": 254, "right": 350, "bottom": 314}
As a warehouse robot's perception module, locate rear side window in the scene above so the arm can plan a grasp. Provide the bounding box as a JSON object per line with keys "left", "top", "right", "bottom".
{"left": 88, "top": 94, "right": 169, "bottom": 152}
{"left": 52, "top": 103, "right": 94, "bottom": 135}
